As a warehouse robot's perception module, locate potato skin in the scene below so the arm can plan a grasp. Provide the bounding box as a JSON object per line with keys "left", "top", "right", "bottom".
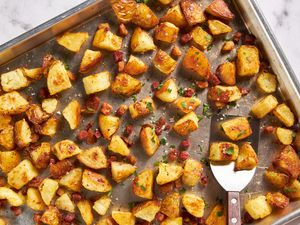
{"left": 77, "top": 200, "right": 94, "bottom": 225}
{"left": 265, "top": 192, "right": 289, "bottom": 209}
{"left": 191, "top": 26, "right": 213, "bottom": 51}
{"left": 0, "top": 187, "right": 24, "bottom": 206}
{"left": 111, "top": 73, "right": 142, "bottom": 96}
{"left": 156, "top": 163, "right": 183, "bottom": 185}
{"left": 112, "top": 211, "right": 135, "bottom": 225}
{"left": 82, "top": 169, "right": 112, "bottom": 193}
{"left": 160, "top": 192, "right": 180, "bottom": 218}
{"left": 235, "top": 142, "right": 258, "bottom": 171}
{"left": 160, "top": 5, "right": 188, "bottom": 28}
{"left": 236, "top": 45, "right": 260, "bottom": 76}
{"left": 216, "top": 61, "right": 236, "bottom": 85}
{"left": 98, "top": 114, "right": 120, "bottom": 139}
{"left": 161, "top": 217, "right": 183, "bottom": 225}
{"left": 273, "top": 103, "right": 295, "bottom": 127}
{"left": 133, "top": 169, "right": 154, "bottom": 199}
{"left": 1, "top": 69, "right": 30, "bottom": 92}
{"left": 41, "top": 206, "right": 61, "bottom": 225}
{"left": 108, "top": 135, "right": 130, "bottom": 156}
{"left": 77, "top": 146, "right": 107, "bottom": 169}
{"left": 0, "top": 122, "right": 15, "bottom": 150}
{"left": 39, "top": 178, "right": 59, "bottom": 206}
{"left": 59, "top": 168, "right": 83, "bottom": 192}
{"left": 244, "top": 195, "right": 272, "bottom": 220}
{"left": 275, "top": 127, "right": 293, "bottom": 145}
{"left": 155, "top": 78, "right": 178, "bottom": 103}
{"left": 111, "top": 161, "right": 136, "bottom": 183}
{"left": 173, "top": 112, "right": 199, "bottom": 136}
{"left": 30, "top": 142, "right": 51, "bottom": 169}
{"left": 53, "top": 140, "right": 82, "bottom": 160}
{"left": 110, "top": 0, "right": 136, "bottom": 23}
{"left": 264, "top": 170, "right": 290, "bottom": 189}
{"left": 180, "top": 0, "right": 206, "bottom": 26}
{"left": 83, "top": 71, "right": 111, "bottom": 94}
{"left": 62, "top": 100, "right": 81, "bottom": 130}
{"left": 221, "top": 117, "right": 252, "bottom": 141}
{"left": 140, "top": 124, "right": 160, "bottom": 156}
{"left": 251, "top": 95, "right": 278, "bottom": 118}
{"left": 0, "top": 150, "right": 20, "bottom": 173}
{"left": 209, "top": 142, "right": 239, "bottom": 162}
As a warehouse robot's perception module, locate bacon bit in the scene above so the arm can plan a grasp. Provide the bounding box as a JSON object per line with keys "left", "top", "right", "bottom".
{"left": 155, "top": 212, "right": 165, "bottom": 222}
{"left": 82, "top": 94, "right": 100, "bottom": 114}
{"left": 208, "top": 87, "right": 230, "bottom": 103}
{"left": 174, "top": 179, "right": 182, "bottom": 189}
{"left": 182, "top": 211, "right": 199, "bottom": 225}
{"left": 155, "top": 117, "right": 167, "bottom": 136}
{"left": 195, "top": 81, "right": 209, "bottom": 89}
{"left": 158, "top": 182, "right": 174, "bottom": 194}
{"left": 198, "top": 218, "right": 206, "bottom": 225}
{"left": 56, "top": 188, "right": 65, "bottom": 196}
{"left": 100, "top": 102, "right": 113, "bottom": 115}
{"left": 243, "top": 34, "right": 256, "bottom": 45}
{"left": 71, "top": 193, "right": 82, "bottom": 202}
{"left": 260, "top": 60, "right": 270, "bottom": 70}
{"left": 171, "top": 45, "right": 182, "bottom": 58}
{"left": 10, "top": 206, "right": 22, "bottom": 216}
{"left": 122, "top": 136, "right": 134, "bottom": 147}
{"left": 94, "top": 129, "right": 101, "bottom": 139}
{"left": 200, "top": 175, "right": 208, "bottom": 186}
{"left": 164, "top": 124, "right": 171, "bottom": 131}
{"left": 124, "top": 124, "right": 133, "bottom": 136}
{"left": 117, "top": 61, "right": 125, "bottom": 72}
{"left": 38, "top": 87, "right": 50, "bottom": 100}
{"left": 208, "top": 73, "right": 221, "bottom": 86}
{"left": 119, "top": 23, "right": 128, "bottom": 36}
{"left": 0, "top": 177, "right": 6, "bottom": 187}
{"left": 233, "top": 32, "right": 242, "bottom": 43}
{"left": 50, "top": 159, "right": 73, "bottom": 179}
{"left": 42, "top": 54, "right": 54, "bottom": 73}
{"left": 0, "top": 199, "right": 7, "bottom": 208}
{"left": 183, "top": 88, "right": 195, "bottom": 97}
{"left": 168, "top": 148, "right": 178, "bottom": 162}
{"left": 180, "top": 139, "right": 191, "bottom": 149}
{"left": 33, "top": 213, "right": 42, "bottom": 223}
{"left": 238, "top": 86, "right": 250, "bottom": 95}
{"left": 180, "top": 33, "right": 192, "bottom": 45}
{"left": 116, "top": 104, "right": 128, "bottom": 117}
{"left": 107, "top": 156, "right": 117, "bottom": 166}
{"left": 85, "top": 121, "right": 94, "bottom": 130}
{"left": 27, "top": 177, "right": 43, "bottom": 188}
{"left": 179, "top": 151, "right": 190, "bottom": 161}
{"left": 263, "top": 126, "right": 275, "bottom": 134}
{"left": 242, "top": 212, "right": 254, "bottom": 224}
{"left": 63, "top": 213, "right": 76, "bottom": 222}
{"left": 77, "top": 130, "right": 88, "bottom": 141}
{"left": 113, "top": 51, "right": 124, "bottom": 63}
{"left": 127, "top": 155, "right": 137, "bottom": 165}
{"left": 155, "top": 127, "right": 163, "bottom": 136}
{"left": 152, "top": 81, "right": 160, "bottom": 90}
{"left": 49, "top": 158, "right": 57, "bottom": 165}
{"left": 86, "top": 128, "right": 97, "bottom": 144}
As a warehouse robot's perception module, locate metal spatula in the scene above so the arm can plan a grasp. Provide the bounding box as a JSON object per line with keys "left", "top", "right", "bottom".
{"left": 209, "top": 114, "right": 260, "bottom": 225}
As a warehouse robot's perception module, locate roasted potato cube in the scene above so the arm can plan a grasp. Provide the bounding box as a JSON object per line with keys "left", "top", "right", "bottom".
{"left": 93, "top": 23, "right": 122, "bottom": 51}
{"left": 266, "top": 192, "right": 289, "bottom": 209}
{"left": 264, "top": 169, "right": 290, "bottom": 189}
{"left": 22, "top": 67, "right": 43, "bottom": 80}
{"left": 251, "top": 95, "right": 278, "bottom": 118}
{"left": 158, "top": 0, "right": 172, "bottom": 5}
{"left": 180, "top": 0, "right": 205, "bottom": 26}
{"left": 161, "top": 5, "right": 187, "bottom": 28}
{"left": 98, "top": 114, "right": 120, "bottom": 139}
{"left": 83, "top": 71, "right": 111, "bottom": 94}
{"left": 42, "top": 98, "right": 58, "bottom": 114}
{"left": 133, "top": 169, "right": 154, "bottom": 199}
{"left": 111, "top": 161, "right": 136, "bottom": 183}
{"left": 53, "top": 140, "right": 81, "bottom": 160}
{"left": 30, "top": 142, "right": 51, "bottom": 169}
{"left": 39, "top": 178, "right": 59, "bottom": 206}
{"left": 274, "top": 145, "right": 300, "bottom": 179}
{"left": 130, "top": 27, "right": 156, "bottom": 53}
{"left": 111, "top": 73, "right": 142, "bottom": 96}
{"left": 40, "top": 116, "right": 58, "bottom": 137}
{"left": 0, "top": 122, "right": 14, "bottom": 150}
{"left": 173, "top": 112, "right": 199, "bottom": 136}
{"left": 284, "top": 179, "right": 300, "bottom": 199}
{"left": 93, "top": 195, "right": 111, "bottom": 215}
{"left": 132, "top": 3, "right": 159, "bottom": 29}
{"left": 14, "top": 119, "right": 32, "bottom": 148}
{"left": 40, "top": 206, "right": 61, "bottom": 225}
{"left": 173, "top": 97, "right": 201, "bottom": 114}
{"left": 124, "top": 55, "right": 148, "bottom": 76}
{"left": 275, "top": 127, "right": 294, "bottom": 145}
{"left": 26, "top": 104, "right": 49, "bottom": 125}
{"left": 206, "top": 203, "right": 226, "bottom": 225}
{"left": 208, "top": 85, "right": 242, "bottom": 104}
{"left": 77, "top": 200, "right": 93, "bottom": 225}
{"left": 182, "top": 193, "right": 205, "bottom": 218}
{"left": 26, "top": 187, "right": 45, "bottom": 211}
{"left": 129, "top": 96, "right": 155, "bottom": 119}
{"left": 59, "top": 168, "right": 82, "bottom": 192}
{"left": 140, "top": 124, "right": 160, "bottom": 156}
{"left": 182, "top": 158, "right": 203, "bottom": 186}
{"left": 222, "top": 40, "right": 235, "bottom": 52}
{"left": 216, "top": 61, "right": 236, "bottom": 85}
{"left": 77, "top": 146, "right": 107, "bottom": 169}
{"left": 0, "top": 150, "right": 20, "bottom": 173}
{"left": 156, "top": 163, "right": 183, "bottom": 185}
{"left": 160, "top": 192, "right": 180, "bottom": 218}
{"left": 57, "top": 32, "right": 89, "bottom": 52}
{"left": 221, "top": 117, "right": 252, "bottom": 141}
{"left": 244, "top": 195, "right": 272, "bottom": 220}
{"left": 79, "top": 49, "right": 102, "bottom": 73}
{"left": 235, "top": 143, "right": 258, "bottom": 171}
{"left": 153, "top": 50, "right": 177, "bottom": 76}
{"left": 155, "top": 79, "right": 178, "bottom": 102}
{"left": 82, "top": 169, "right": 112, "bottom": 192}
{"left": 47, "top": 60, "right": 72, "bottom": 95}
{"left": 208, "top": 20, "right": 232, "bottom": 35}
{"left": 7, "top": 159, "right": 38, "bottom": 189}
{"left": 0, "top": 91, "right": 29, "bottom": 115}
{"left": 96, "top": 217, "right": 115, "bottom": 225}
{"left": 191, "top": 26, "right": 213, "bottom": 50}
{"left": 273, "top": 103, "right": 295, "bottom": 127}
{"left": 55, "top": 193, "right": 75, "bottom": 213}
{"left": 132, "top": 200, "right": 161, "bottom": 222}
{"left": 206, "top": 0, "right": 235, "bottom": 21}
{"left": 0, "top": 187, "right": 24, "bottom": 206}
{"left": 256, "top": 71, "right": 277, "bottom": 93}
{"left": 209, "top": 142, "right": 239, "bottom": 162}
{"left": 236, "top": 45, "right": 260, "bottom": 76}
{"left": 0, "top": 114, "right": 12, "bottom": 127}
{"left": 162, "top": 217, "right": 183, "bottom": 225}
{"left": 62, "top": 100, "right": 81, "bottom": 130}
{"left": 1, "top": 69, "right": 30, "bottom": 92}
{"left": 112, "top": 211, "right": 135, "bottom": 225}
{"left": 183, "top": 46, "right": 211, "bottom": 80}
{"left": 108, "top": 135, "right": 130, "bottom": 156}
{"left": 155, "top": 22, "right": 179, "bottom": 44}
{"left": 110, "top": 0, "right": 137, "bottom": 23}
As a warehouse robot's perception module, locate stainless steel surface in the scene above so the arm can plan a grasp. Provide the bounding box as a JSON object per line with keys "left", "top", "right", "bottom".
{"left": 0, "top": 0, "right": 299, "bottom": 224}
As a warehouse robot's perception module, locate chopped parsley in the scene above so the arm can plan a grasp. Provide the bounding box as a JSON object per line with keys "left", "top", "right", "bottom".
{"left": 160, "top": 137, "right": 167, "bottom": 145}
{"left": 132, "top": 95, "right": 137, "bottom": 102}
{"left": 167, "top": 88, "right": 172, "bottom": 93}
{"left": 181, "top": 102, "right": 187, "bottom": 109}
{"left": 179, "top": 187, "right": 186, "bottom": 194}
{"left": 203, "top": 103, "right": 213, "bottom": 118}
{"left": 136, "top": 0, "right": 149, "bottom": 3}
{"left": 178, "top": 87, "right": 185, "bottom": 96}
{"left": 64, "top": 64, "right": 70, "bottom": 70}
{"left": 237, "top": 130, "right": 246, "bottom": 138}
{"left": 205, "top": 35, "right": 212, "bottom": 41}
{"left": 216, "top": 211, "right": 224, "bottom": 217}
{"left": 170, "top": 145, "right": 176, "bottom": 149}
{"left": 128, "top": 202, "right": 136, "bottom": 209}
{"left": 228, "top": 101, "right": 237, "bottom": 107}
{"left": 217, "top": 88, "right": 222, "bottom": 96}
{"left": 153, "top": 161, "right": 159, "bottom": 167}
{"left": 107, "top": 190, "right": 112, "bottom": 197}
{"left": 197, "top": 115, "right": 203, "bottom": 121}
{"left": 146, "top": 102, "right": 153, "bottom": 112}
{"left": 292, "top": 132, "right": 297, "bottom": 138}
{"left": 226, "top": 57, "right": 232, "bottom": 62}
{"left": 207, "top": 44, "right": 214, "bottom": 51}
{"left": 162, "top": 154, "right": 168, "bottom": 163}
{"left": 201, "top": 157, "right": 209, "bottom": 166}
{"left": 133, "top": 171, "right": 138, "bottom": 177}
{"left": 225, "top": 146, "right": 234, "bottom": 155}
{"left": 151, "top": 136, "right": 156, "bottom": 143}
{"left": 198, "top": 144, "right": 203, "bottom": 153}
{"left": 157, "top": 82, "right": 164, "bottom": 90}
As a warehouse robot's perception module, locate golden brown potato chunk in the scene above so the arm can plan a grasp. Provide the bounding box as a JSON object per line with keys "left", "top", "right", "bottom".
{"left": 273, "top": 103, "right": 295, "bottom": 127}
{"left": 140, "top": 124, "right": 160, "bottom": 156}
{"left": 62, "top": 100, "right": 81, "bottom": 130}
{"left": 53, "top": 140, "right": 82, "bottom": 160}
{"left": 30, "top": 142, "right": 51, "bottom": 169}
{"left": 59, "top": 168, "right": 82, "bottom": 192}
{"left": 83, "top": 71, "right": 111, "bottom": 95}
{"left": 153, "top": 49, "right": 177, "bottom": 76}
{"left": 221, "top": 117, "right": 252, "bottom": 141}
{"left": 124, "top": 55, "right": 148, "bottom": 76}
{"left": 0, "top": 150, "right": 20, "bottom": 173}
{"left": 155, "top": 78, "right": 178, "bottom": 102}
{"left": 55, "top": 193, "right": 75, "bottom": 213}
{"left": 236, "top": 45, "right": 260, "bottom": 76}
{"left": 98, "top": 114, "right": 120, "bottom": 139}
{"left": 161, "top": 217, "right": 183, "bottom": 225}
{"left": 40, "top": 116, "right": 58, "bottom": 137}
{"left": 216, "top": 61, "right": 236, "bottom": 85}
{"left": 209, "top": 142, "right": 239, "bottom": 162}
{"left": 182, "top": 46, "right": 211, "bottom": 80}
{"left": 27, "top": 187, "right": 46, "bottom": 211}
{"left": 156, "top": 163, "right": 183, "bottom": 185}
{"left": 244, "top": 195, "right": 272, "bottom": 220}
{"left": 284, "top": 179, "right": 300, "bottom": 199}
{"left": 14, "top": 119, "right": 32, "bottom": 148}
{"left": 129, "top": 96, "right": 155, "bottom": 119}
{"left": 264, "top": 169, "right": 290, "bottom": 189}
{"left": 173, "top": 112, "right": 199, "bottom": 136}
{"left": 235, "top": 143, "right": 258, "bottom": 171}
{"left": 206, "top": 203, "right": 226, "bottom": 225}
{"left": 77, "top": 200, "right": 93, "bottom": 225}
{"left": 130, "top": 27, "right": 156, "bottom": 53}
{"left": 112, "top": 211, "right": 135, "bottom": 225}
{"left": 155, "top": 22, "right": 179, "bottom": 44}
{"left": 206, "top": 0, "right": 235, "bottom": 21}
{"left": 41, "top": 206, "right": 61, "bottom": 225}
{"left": 57, "top": 32, "right": 89, "bottom": 52}
{"left": 22, "top": 67, "right": 43, "bottom": 80}
{"left": 111, "top": 73, "right": 142, "bottom": 96}
{"left": 191, "top": 26, "right": 213, "bottom": 50}
{"left": 108, "top": 135, "right": 130, "bottom": 156}
{"left": 111, "top": 161, "right": 136, "bottom": 183}
{"left": 26, "top": 104, "right": 50, "bottom": 125}
{"left": 0, "top": 187, "right": 24, "bottom": 207}
{"left": 160, "top": 5, "right": 187, "bottom": 28}
{"left": 160, "top": 192, "right": 180, "bottom": 218}
{"left": 182, "top": 158, "right": 203, "bottom": 186}
{"left": 182, "top": 193, "right": 205, "bottom": 218}
{"left": 132, "top": 200, "right": 161, "bottom": 222}
{"left": 79, "top": 49, "right": 102, "bottom": 74}
{"left": 39, "top": 178, "right": 59, "bottom": 206}
{"left": 133, "top": 169, "right": 154, "bottom": 199}
{"left": 251, "top": 95, "right": 278, "bottom": 118}
{"left": 93, "top": 195, "right": 111, "bottom": 216}
{"left": 110, "top": 0, "right": 137, "bottom": 23}
{"left": 82, "top": 169, "right": 112, "bottom": 193}
{"left": 180, "top": 0, "right": 206, "bottom": 26}
{"left": 0, "top": 91, "right": 29, "bottom": 115}
{"left": 42, "top": 98, "right": 58, "bottom": 114}
{"left": 77, "top": 146, "right": 107, "bottom": 169}
{"left": 132, "top": 3, "right": 158, "bottom": 29}
{"left": 256, "top": 71, "right": 277, "bottom": 93}
{"left": 222, "top": 41, "right": 235, "bottom": 52}
{"left": 1, "top": 69, "right": 30, "bottom": 92}
{"left": 266, "top": 192, "right": 289, "bottom": 209}
{"left": 173, "top": 97, "right": 201, "bottom": 114}
{"left": 0, "top": 120, "right": 15, "bottom": 150}
{"left": 93, "top": 23, "right": 122, "bottom": 51}
{"left": 275, "top": 127, "right": 294, "bottom": 145}
{"left": 208, "top": 20, "right": 232, "bottom": 36}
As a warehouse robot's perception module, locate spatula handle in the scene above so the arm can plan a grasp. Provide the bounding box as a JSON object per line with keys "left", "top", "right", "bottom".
{"left": 228, "top": 191, "right": 241, "bottom": 225}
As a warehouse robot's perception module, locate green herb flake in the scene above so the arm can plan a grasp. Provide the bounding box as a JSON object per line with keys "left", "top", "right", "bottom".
{"left": 226, "top": 57, "right": 232, "bottom": 62}
{"left": 140, "top": 185, "right": 146, "bottom": 191}
{"left": 178, "top": 87, "right": 185, "bottom": 96}
{"left": 128, "top": 202, "right": 136, "bottom": 209}
{"left": 64, "top": 64, "right": 70, "bottom": 70}
{"left": 146, "top": 102, "right": 153, "bottom": 112}
{"left": 107, "top": 190, "right": 113, "bottom": 197}
{"left": 132, "top": 95, "right": 137, "bottom": 102}
{"left": 170, "top": 145, "right": 176, "bottom": 149}
{"left": 292, "top": 132, "right": 297, "bottom": 138}
{"left": 181, "top": 102, "right": 187, "bottom": 109}
{"left": 225, "top": 146, "right": 234, "bottom": 155}
{"left": 229, "top": 101, "right": 237, "bottom": 107}
{"left": 237, "top": 130, "right": 246, "bottom": 138}
{"left": 216, "top": 211, "right": 224, "bottom": 217}
{"left": 153, "top": 161, "right": 159, "bottom": 167}
{"left": 217, "top": 88, "right": 222, "bottom": 96}
{"left": 207, "top": 44, "right": 214, "bottom": 51}
{"left": 198, "top": 145, "right": 203, "bottom": 153}
{"left": 160, "top": 137, "right": 167, "bottom": 145}
{"left": 203, "top": 103, "right": 213, "bottom": 118}
{"left": 136, "top": 0, "right": 148, "bottom": 3}
{"left": 197, "top": 115, "right": 203, "bottom": 121}
{"left": 162, "top": 154, "right": 168, "bottom": 163}
{"left": 167, "top": 88, "right": 172, "bottom": 93}
{"left": 179, "top": 187, "right": 186, "bottom": 194}
{"left": 151, "top": 136, "right": 156, "bottom": 143}
{"left": 201, "top": 157, "right": 209, "bottom": 166}
{"left": 205, "top": 35, "right": 212, "bottom": 41}
{"left": 157, "top": 82, "right": 164, "bottom": 90}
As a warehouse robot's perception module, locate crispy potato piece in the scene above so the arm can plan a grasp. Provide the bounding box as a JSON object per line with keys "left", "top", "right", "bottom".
{"left": 96, "top": 217, "right": 115, "bottom": 225}
{"left": 182, "top": 158, "right": 203, "bottom": 186}
{"left": 47, "top": 60, "right": 72, "bottom": 95}
{"left": 182, "top": 193, "right": 205, "bottom": 218}
{"left": 264, "top": 169, "right": 290, "bottom": 189}
{"left": 39, "top": 178, "right": 59, "bottom": 206}
{"left": 40, "top": 116, "right": 58, "bottom": 137}
{"left": 124, "top": 55, "right": 148, "bottom": 76}
{"left": 155, "top": 22, "right": 179, "bottom": 44}
{"left": 160, "top": 192, "right": 180, "bottom": 218}
{"left": 30, "top": 142, "right": 51, "bottom": 169}
{"left": 0, "top": 114, "right": 12, "bottom": 126}
{"left": 159, "top": 0, "right": 172, "bottom": 5}
{"left": 209, "top": 142, "right": 239, "bottom": 162}
{"left": 206, "top": 203, "right": 226, "bottom": 225}
{"left": 0, "top": 187, "right": 24, "bottom": 206}
{"left": 78, "top": 200, "right": 94, "bottom": 225}
{"left": 206, "top": 0, "right": 235, "bottom": 20}
{"left": 129, "top": 96, "right": 155, "bottom": 119}
{"left": 59, "top": 168, "right": 82, "bottom": 192}
{"left": 93, "top": 23, "right": 122, "bottom": 51}
{"left": 40, "top": 206, "right": 61, "bottom": 225}
{"left": 7, "top": 159, "right": 38, "bottom": 189}
{"left": 180, "top": 0, "right": 206, "bottom": 26}
{"left": 0, "top": 91, "right": 29, "bottom": 115}
{"left": 83, "top": 71, "right": 111, "bottom": 94}
{"left": 256, "top": 71, "right": 277, "bottom": 93}
{"left": 79, "top": 49, "right": 102, "bottom": 73}
{"left": 191, "top": 26, "right": 213, "bottom": 50}
{"left": 216, "top": 62, "right": 236, "bottom": 85}
{"left": 221, "top": 117, "right": 252, "bottom": 141}
{"left": 26, "top": 187, "right": 46, "bottom": 211}
{"left": 133, "top": 169, "right": 154, "bottom": 199}
{"left": 273, "top": 145, "right": 300, "bottom": 179}
{"left": 130, "top": 27, "right": 156, "bottom": 53}
{"left": 14, "top": 119, "right": 32, "bottom": 148}
{"left": 26, "top": 104, "right": 50, "bottom": 125}
{"left": 244, "top": 195, "right": 272, "bottom": 220}
{"left": 93, "top": 195, "right": 111, "bottom": 215}
{"left": 208, "top": 20, "right": 232, "bottom": 35}
{"left": 161, "top": 217, "right": 183, "bottom": 225}
{"left": 112, "top": 211, "right": 135, "bottom": 225}
{"left": 108, "top": 135, "right": 130, "bottom": 156}
{"left": 1, "top": 69, "right": 30, "bottom": 92}
{"left": 173, "top": 112, "right": 199, "bottom": 136}
{"left": 160, "top": 5, "right": 187, "bottom": 28}
{"left": 173, "top": 97, "right": 201, "bottom": 114}
{"left": 153, "top": 50, "right": 177, "bottom": 76}
{"left": 42, "top": 98, "right": 58, "bottom": 114}
{"left": 111, "top": 73, "right": 142, "bottom": 96}
{"left": 0, "top": 122, "right": 14, "bottom": 150}
{"left": 22, "top": 67, "right": 43, "bottom": 80}
{"left": 183, "top": 46, "right": 211, "bottom": 80}
{"left": 111, "top": 161, "right": 136, "bottom": 183}
{"left": 266, "top": 192, "right": 289, "bottom": 209}
{"left": 273, "top": 103, "right": 295, "bottom": 127}
{"left": 208, "top": 85, "right": 242, "bottom": 104}
{"left": 156, "top": 163, "right": 183, "bottom": 185}
{"left": 132, "top": 3, "right": 159, "bottom": 29}
{"left": 77, "top": 146, "right": 107, "bottom": 169}
{"left": 155, "top": 78, "right": 178, "bottom": 102}
{"left": 275, "top": 127, "right": 294, "bottom": 145}
{"left": 236, "top": 45, "right": 260, "bottom": 76}
{"left": 251, "top": 95, "right": 278, "bottom": 118}
{"left": 82, "top": 169, "right": 112, "bottom": 192}
{"left": 140, "top": 124, "right": 160, "bottom": 156}
{"left": 53, "top": 140, "right": 81, "bottom": 160}
{"left": 235, "top": 142, "right": 258, "bottom": 171}
{"left": 62, "top": 100, "right": 81, "bottom": 130}
{"left": 222, "top": 41, "right": 235, "bottom": 52}
{"left": 110, "top": 0, "right": 136, "bottom": 23}
{"left": 284, "top": 179, "right": 300, "bottom": 199}
{"left": 57, "top": 32, "right": 89, "bottom": 52}
{"left": 0, "top": 150, "right": 20, "bottom": 173}
{"left": 55, "top": 193, "right": 75, "bottom": 213}
{"left": 133, "top": 200, "right": 161, "bottom": 222}
{"left": 98, "top": 114, "right": 120, "bottom": 139}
